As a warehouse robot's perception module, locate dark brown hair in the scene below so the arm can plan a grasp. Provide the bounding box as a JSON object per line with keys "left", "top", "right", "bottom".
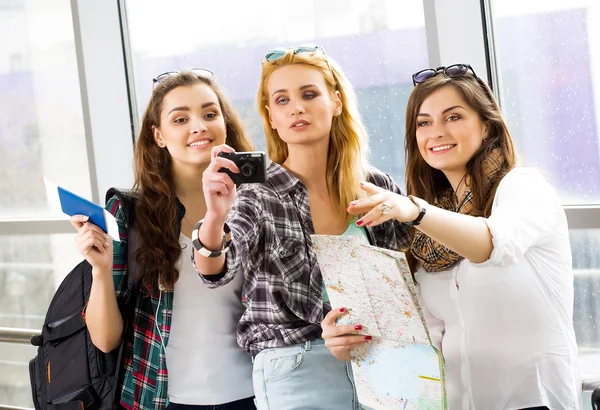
{"left": 404, "top": 74, "right": 516, "bottom": 269}
{"left": 132, "top": 72, "right": 253, "bottom": 291}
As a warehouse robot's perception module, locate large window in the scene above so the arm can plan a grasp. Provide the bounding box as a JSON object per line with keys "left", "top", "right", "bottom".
{"left": 126, "top": 0, "right": 428, "bottom": 185}
{"left": 491, "top": 0, "right": 600, "bottom": 204}
{"left": 0, "top": 0, "right": 90, "bottom": 406}
{"left": 490, "top": 0, "right": 600, "bottom": 391}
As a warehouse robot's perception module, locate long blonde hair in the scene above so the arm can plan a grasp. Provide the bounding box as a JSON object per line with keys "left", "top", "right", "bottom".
{"left": 257, "top": 50, "right": 369, "bottom": 222}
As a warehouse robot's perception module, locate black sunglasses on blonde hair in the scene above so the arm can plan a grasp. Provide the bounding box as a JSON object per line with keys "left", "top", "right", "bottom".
{"left": 412, "top": 64, "right": 477, "bottom": 86}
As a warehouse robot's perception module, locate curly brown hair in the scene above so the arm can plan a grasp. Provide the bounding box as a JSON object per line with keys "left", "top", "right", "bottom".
{"left": 132, "top": 72, "right": 253, "bottom": 292}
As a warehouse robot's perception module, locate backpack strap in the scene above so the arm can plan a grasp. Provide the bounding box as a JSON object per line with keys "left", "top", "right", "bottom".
{"left": 105, "top": 187, "right": 143, "bottom": 407}
{"left": 105, "top": 188, "right": 142, "bottom": 291}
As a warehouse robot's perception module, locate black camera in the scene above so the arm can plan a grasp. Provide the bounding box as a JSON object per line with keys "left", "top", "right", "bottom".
{"left": 217, "top": 151, "right": 267, "bottom": 184}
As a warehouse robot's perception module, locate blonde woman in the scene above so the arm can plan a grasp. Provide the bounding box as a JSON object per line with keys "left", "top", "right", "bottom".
{"left": 192, "top": 46, "right": 411, "bottom": 409}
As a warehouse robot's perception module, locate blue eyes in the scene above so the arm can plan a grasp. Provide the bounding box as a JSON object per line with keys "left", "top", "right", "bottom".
{"left": 276, "top": 92, "right": 317, "bottom": 105}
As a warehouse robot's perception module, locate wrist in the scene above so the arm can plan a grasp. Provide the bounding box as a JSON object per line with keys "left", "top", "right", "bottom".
{"left": 202, "top": 211, "right": 227, "bottom": 228}
{"left": 404, "top": 196, "right": 428, "bottom": 226}
{"left": 91, "top": 266, "right": 113, "bottom": 280}
{"left": 404, "top": 197, "right": 420, "bottom": 221}
{"left": 198, "top": 218, "right": 228, "bottom": 252}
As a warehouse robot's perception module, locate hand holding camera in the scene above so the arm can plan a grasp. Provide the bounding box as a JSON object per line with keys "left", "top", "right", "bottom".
{"left": 217, "top": 151, "right": 266, "bottom": 184}
{"left": 202, "top": 145, "right": 267, "bottom": 225}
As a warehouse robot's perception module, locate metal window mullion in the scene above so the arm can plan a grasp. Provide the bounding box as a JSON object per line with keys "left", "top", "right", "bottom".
{"left": 69, "top": 0, "right": 135, "bottom": 204}
{"left": 422, "top": 0, "right": 490, "bottom": 84}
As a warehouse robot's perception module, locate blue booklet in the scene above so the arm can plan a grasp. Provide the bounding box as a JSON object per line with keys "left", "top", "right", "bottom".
{"left": 48, "top": 183, "right": 120, "bottom": 242}
{"left": 58, "top": 186, "right": 108, "bottom": 233}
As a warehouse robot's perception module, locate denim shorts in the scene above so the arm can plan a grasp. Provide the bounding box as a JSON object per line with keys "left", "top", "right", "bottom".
{"left": 252, "top": 339, "right": 358, "bottom": 410}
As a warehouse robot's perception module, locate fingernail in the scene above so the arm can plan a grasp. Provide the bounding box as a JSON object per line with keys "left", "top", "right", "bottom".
{"left": 367, "top": 221, "right": 373, "bottom": 226}
{"left": 104, "top": 242, "right": 110, "bottom": 247}
{"left": 83, "top": 216, "right": 89, "bottom": 221}
{"left": 346, "top": 207, "right": 351, "bottom": 212}
{"left": 359, "top": 182, "right": 365, "bottom": 186}
{"left": 349, "top": 201, "right": 357, "bottom": 206}
{"left": 365, "top": 336, "right": 372, "bottom": 340}
{"left": 354, "top": 325, "right": 362, "bottom": 330}
{"left": 339, "top": 307, "right": 346, "bottom": 313}
{"left": 356, "top": 220, "right": 364, "bottom": 226}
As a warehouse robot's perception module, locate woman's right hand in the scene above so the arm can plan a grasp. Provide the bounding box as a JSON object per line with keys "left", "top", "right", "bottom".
{"left": 321, "top": 307, "right": 372, "bottom": 361}
{"left": 70, "top": 215, "right": 113, "bottom": 272}
{"left": 202, "top": 144, "right": 240, "bottom": 223}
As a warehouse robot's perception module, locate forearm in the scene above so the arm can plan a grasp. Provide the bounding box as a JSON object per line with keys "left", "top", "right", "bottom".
{"left": 85, "top": 267, "right": 124, "bottom": 353}
{"left": 194, "top": 214, "right": 226, "bottom": 275}
{"left": 416, "top": 203, "right": 493, "bottom": 263}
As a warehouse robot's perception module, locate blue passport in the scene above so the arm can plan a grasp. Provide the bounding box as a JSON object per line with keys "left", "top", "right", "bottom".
{"left": 58, "top": 186, "right": 108, "bottom": 233}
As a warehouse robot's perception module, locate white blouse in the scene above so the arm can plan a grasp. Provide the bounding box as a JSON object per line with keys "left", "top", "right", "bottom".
{"left": 415, "top": 167, "right": 581, "bottom": 410}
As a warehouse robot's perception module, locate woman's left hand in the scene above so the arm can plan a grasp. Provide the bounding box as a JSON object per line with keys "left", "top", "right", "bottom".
{"left": 347, "top": 182, "right": 419, "bottom": 227}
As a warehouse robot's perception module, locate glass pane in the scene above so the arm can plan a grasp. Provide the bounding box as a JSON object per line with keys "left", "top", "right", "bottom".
{"left": 0, "top": 0, "right": 91, "bottom": 219}
{"left": 126, "top": 0, "right": 428, "bottom": 185}
{"left": 491, "top": 0, "right": 600, "bottom": 204}
{"left": 0, "top": 233, "right": 81, "bottom": 407}
{"left": 572, "top": 229, "right": 600, "bottom": 371}
{"left": 0, "top": 234, "right": 81, "bottom": 329}
{"left": 0, "top": 343, "right": 38, "bottom": 408}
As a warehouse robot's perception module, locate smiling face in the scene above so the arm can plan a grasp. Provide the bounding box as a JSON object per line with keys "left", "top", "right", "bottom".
{"left": 153, "top": 83, "right": 226, "bottom": 170}
{"left": 415, "top": 85, "right": 488, "bottom": 180}
{"left": 265, "top": 64, "right": 342, "bottom": 148}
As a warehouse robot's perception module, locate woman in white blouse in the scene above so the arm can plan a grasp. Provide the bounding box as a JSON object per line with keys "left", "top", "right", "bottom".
{"left": 321, "top": 64, "right": 581, "bottom": 409}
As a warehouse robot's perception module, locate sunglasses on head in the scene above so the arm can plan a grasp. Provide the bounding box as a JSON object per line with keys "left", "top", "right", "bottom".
{"left": 262, "top": 45, "right": 331, "bottom": 71}
{"left": 152, "top": 68, "right": 214, "bottom": 89}
{"left": 411, "top": 64, "right": 477, "bottom": 86}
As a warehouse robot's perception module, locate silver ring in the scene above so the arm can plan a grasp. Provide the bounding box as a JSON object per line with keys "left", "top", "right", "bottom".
{"left": 380, "top": 203, "right": 391, "bottom": 215}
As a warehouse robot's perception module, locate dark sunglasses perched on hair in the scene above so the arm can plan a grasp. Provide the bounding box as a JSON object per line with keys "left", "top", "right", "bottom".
{"left": 152, "top": 68, "right": 214, "bottom": 89}
{"left": 411, "top": 64, "right": 477, "bottom": 86}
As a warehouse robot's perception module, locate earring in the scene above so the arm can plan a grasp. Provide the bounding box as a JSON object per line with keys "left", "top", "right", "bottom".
{"left": 158, "top": 142, "right": 164, "bottom": 147}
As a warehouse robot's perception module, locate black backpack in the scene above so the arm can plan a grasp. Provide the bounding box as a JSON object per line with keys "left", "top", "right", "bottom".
{"left": 29, "top": 188, "right": 142, "bottom": 410}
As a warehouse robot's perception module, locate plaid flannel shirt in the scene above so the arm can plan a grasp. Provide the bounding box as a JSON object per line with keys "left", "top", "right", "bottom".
{"left": 195, "top": 162, "right": 412, "bottom": 358}
{"left": 106, "top": 196, "right": 177, "bottom": 410}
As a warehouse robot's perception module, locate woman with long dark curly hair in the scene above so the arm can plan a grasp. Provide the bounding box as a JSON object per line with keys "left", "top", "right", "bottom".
{"left": 70, "top": 70, "right": 256, "bottom": 410}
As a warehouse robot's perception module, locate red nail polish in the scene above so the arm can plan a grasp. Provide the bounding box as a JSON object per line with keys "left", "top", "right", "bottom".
{"left": 354, "top": 325, "right": 362, "bottom": 330}
{"left": 346, "top": 207, "right": 351, "bottom": 212}
{"left": 366, "top": 221, "right": 373, "bottom": 226}
{"left": 356, "top": 220, "right": 364, "bottom": 226}
{"left": 365, "top": 336, "right": 372, "bottom": 340}
{"left": 339, "top": 307, "right": 346, "bottom": 313}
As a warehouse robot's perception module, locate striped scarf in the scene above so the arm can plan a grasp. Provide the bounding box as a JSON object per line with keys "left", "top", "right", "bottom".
{"left": 410, "top": 147, "right": 505, "bottom": 272}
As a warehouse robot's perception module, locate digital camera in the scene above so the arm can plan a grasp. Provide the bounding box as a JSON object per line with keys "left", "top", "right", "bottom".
{"left": 217, "top": 151, "right": 267, "bottom": 184}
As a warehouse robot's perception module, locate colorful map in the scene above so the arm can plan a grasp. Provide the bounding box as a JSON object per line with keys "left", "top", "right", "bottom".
{"left": 312, "top": 235, "right": 447, "bottom": 410}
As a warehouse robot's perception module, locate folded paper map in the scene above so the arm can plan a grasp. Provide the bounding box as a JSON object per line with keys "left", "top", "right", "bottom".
{"left": 312, "top": 235, "right": 446, "bottom": 410}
